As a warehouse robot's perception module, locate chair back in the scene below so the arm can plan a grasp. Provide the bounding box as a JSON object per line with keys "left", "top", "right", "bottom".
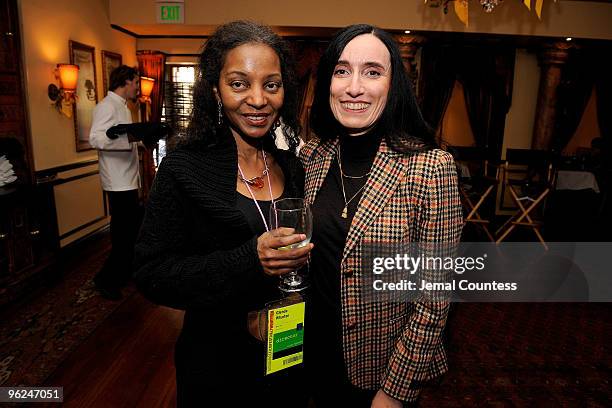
{"left": 448, "top": 145, "right": 500, "bottom": 179}
{"left": 449, "top": 146, "right": 488, "bottom": 162}
{"left": 504, "top": 148, "right": 551, "bottom": 164}
{"left": 504, "top": 148, "right": 556, "bottom": 185}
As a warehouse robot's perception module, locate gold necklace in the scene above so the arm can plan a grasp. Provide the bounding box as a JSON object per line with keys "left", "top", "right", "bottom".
{"left": 337, "top": 146, "right": 369, "bottom": 219}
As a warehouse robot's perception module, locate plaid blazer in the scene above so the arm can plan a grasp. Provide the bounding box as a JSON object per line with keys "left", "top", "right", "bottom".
{"left": 300, "top": 136, "right": 463, "bottom": 402}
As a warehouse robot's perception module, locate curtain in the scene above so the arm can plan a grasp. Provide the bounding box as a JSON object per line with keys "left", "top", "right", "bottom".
{"left": 136, "top": 51, "right": 166, "bottom": 197}
{"left": 137, "top": 51, "right": 166, "bottom": 122}
{"left": 418, "top": 45, "right": 456, "bottom": 133}
{"left": 461, "top": 47, "right": 515, "bottom": 160}
{"left": 291, "top": 41, "right": 326, "bottom": 139}
{"left": 553, "top": 50, "right": 595, "bottom": 153}
{"left": 595, "top": 50, "right": 612, "bottom": 145}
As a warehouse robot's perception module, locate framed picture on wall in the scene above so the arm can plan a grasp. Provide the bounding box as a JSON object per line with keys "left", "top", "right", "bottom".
{"left": 101, "top": 50, "right": 122, "bottom": 97}
{"left": 69, "top": 40, "right": 98, "bottom": 152}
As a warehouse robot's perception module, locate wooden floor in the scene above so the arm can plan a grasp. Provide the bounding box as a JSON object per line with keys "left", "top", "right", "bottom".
{"left": 42, "top": 291, "right": 183, "bottom": 408}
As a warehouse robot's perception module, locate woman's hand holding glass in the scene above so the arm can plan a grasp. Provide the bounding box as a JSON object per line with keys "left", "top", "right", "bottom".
{"left": 269, "top": 198, "right": 312, "bottom": 292}
{"left": 257, "top": 228, "right": 313, "bottom": 277}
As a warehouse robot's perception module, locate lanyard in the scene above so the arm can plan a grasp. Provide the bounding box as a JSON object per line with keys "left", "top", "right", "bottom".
{"left": 237, "top": 150, "right": 274, "bottom": 232}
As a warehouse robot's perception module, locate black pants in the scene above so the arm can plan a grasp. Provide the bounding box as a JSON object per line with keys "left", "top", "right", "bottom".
{"left": 175, "top": 330, "right": 308, "bottom": 408}
{"left": 306, "top": 306, "right": 417, "bottom": 408}
{"left": 307, "top": 332, "right": 377, "bottom": 408}
{"left": 94, "top": 189, "right": 142, "bottom": 288}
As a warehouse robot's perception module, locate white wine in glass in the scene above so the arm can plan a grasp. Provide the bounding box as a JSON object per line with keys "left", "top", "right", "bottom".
{"left": 270, "top": 198, "right": 312, "bottom": 292}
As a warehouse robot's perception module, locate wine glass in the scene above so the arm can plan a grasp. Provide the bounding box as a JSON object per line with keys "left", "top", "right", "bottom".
{"left": 269, "top": 198, "right": 312, "bottom": 293}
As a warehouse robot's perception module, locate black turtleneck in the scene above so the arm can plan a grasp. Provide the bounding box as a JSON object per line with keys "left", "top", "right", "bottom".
{"left": 308, "top": 129, "right": 382, "bottom": 371}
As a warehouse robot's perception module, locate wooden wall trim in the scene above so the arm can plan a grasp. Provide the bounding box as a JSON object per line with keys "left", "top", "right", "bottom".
{"left": 35, "top": 159, "right": 98, "bottom": 177}
{"left": 35, "top": 160, "right": 99, "bottom": 185}
{"left": 58, "top": 216, "right": 107, "bottom": 240}
{"left": 53, "top": 171, "right": 100, "bottom": 186}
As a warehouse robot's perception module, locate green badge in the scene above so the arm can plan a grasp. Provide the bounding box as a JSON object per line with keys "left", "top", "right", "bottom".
{"left": 265, "top": 301, "right": 305, "bottom": 375}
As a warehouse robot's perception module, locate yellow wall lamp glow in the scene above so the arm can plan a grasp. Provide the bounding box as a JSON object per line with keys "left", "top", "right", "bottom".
{"left": 48, "top": 64, "right": 79, "bottom": 118}
{"left": 139, "top": 76, "right": 155, "bottom": 121}
{"left": 139, "top": 76, "right": 155, "bottom": 103}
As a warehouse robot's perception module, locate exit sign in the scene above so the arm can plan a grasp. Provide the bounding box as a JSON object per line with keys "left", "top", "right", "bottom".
{"left": 156, "top": 3, "right": 184, "bottom": 24}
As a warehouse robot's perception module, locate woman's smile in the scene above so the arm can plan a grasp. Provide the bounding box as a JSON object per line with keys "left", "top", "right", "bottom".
{"left": 340, "top": 101, "right": 371, "bottom": 112}
{"left": 242, "top": 112, "right": 271, "bottom": 126}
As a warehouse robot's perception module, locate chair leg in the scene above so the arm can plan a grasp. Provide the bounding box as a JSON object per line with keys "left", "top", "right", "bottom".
{"left": 495, "top": 202, "right": 519, "bottom": 235}
{"left": 496, "top": 221, "right": 516, "bottom": 245}
{"left": 520, "top": 193, "right": 549, "bottom": 250}
{"left": 496, "top": 186, "right": 549, "bottom": 249}
{"left": 466, "top": 185, "right": 494, "bottom": 220}
{"left": 499, "top": 192, "right": 534, "bottom": 243}
{"left": 496, "top": 186, "right": 523, "bottom": 240}
{"left": 461, "top": 188, "right": 495, "bottom": 241}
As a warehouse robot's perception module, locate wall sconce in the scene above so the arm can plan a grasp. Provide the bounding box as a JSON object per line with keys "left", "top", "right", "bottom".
{"left": 139, "top": 76, "right": 155, "bottom": 121}
{"left": 48, "top": 64, "right": 79, "bottom": 118}
{"left": 139, "top": 76, "right": 155, "bottom": 103}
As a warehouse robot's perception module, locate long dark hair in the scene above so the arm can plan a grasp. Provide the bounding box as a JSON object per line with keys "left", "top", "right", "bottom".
{"left": 310, "top": 24, "right": 436, "bottom": 153}
{"left": 182, "top": 21, "right": 301, "bottom": 151}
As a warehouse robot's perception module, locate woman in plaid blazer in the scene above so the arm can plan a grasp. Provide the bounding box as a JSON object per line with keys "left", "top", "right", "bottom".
{"left": 302, "top": 25, "right": 463, "bottom": 407}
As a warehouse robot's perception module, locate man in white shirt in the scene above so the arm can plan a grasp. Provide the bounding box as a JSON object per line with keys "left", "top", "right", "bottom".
{"left": 89, "top": 65, "right": 141, "bottom": 300}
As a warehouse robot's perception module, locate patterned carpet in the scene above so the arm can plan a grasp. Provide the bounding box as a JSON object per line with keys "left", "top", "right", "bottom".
{"left": 419, "top": 303, "right": 611, "bottom": 407}
{"left": 0, "top": 232, "right": 134, "bottom": 388}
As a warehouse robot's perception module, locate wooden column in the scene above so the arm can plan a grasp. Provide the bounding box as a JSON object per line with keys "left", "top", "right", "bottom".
{"left": 531, "top": 42, "right": 571, "bottom": 150}
{"left": 395, "top": 35, "right": 425, "bottom": 90}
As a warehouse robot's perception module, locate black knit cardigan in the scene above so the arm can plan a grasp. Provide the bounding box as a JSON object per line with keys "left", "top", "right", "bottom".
{"left": 133, "top": 137, "right": 304, "bottom": 319}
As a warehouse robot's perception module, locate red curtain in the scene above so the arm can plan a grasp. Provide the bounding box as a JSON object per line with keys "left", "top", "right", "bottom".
{"left": 137, "top": 51, "right": 166, "bottom": 121}
{"left": 136, "top": 51, "right": 166, "bottom": 197}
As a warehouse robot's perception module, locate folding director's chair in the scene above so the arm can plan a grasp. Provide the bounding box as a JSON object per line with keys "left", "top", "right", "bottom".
{"left": 448, "top": 146, "right": 500, "bottom": 242}
{"left": 495, "top": 148, "right": 557, "bottom": 249}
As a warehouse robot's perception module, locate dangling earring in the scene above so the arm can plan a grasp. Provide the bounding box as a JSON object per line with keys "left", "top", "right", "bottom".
{"left": 217, "top": 100, "right": 223, "bottom": 126}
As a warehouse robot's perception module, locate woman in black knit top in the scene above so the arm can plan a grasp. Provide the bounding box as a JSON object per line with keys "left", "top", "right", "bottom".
{"left": 133, "top": 21, "right": 312, "bottom": 407}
